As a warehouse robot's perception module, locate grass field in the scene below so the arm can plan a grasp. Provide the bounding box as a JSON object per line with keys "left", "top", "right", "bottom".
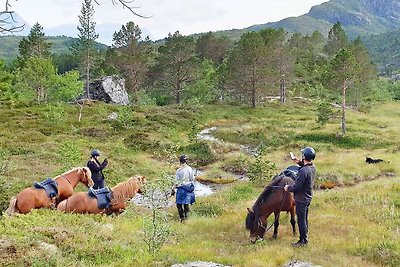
{"left": 0, "top": 99, "right": 399, "bottom": 266}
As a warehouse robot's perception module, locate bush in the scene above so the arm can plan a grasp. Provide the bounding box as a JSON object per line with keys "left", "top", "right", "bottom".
{"left": 220, "top": 154, "right": 252, "bottom": 174}
{"left": 183, "top": 141, "right": 216, "bottom": 166}
{"left": 124, "top": 132, "right": 160, "bottom": 151}
{"left": 316, "top": 101, "right": 335, "bottom": 125}
{"left": 247, "top": 143, "right": 277, "bottom": 185}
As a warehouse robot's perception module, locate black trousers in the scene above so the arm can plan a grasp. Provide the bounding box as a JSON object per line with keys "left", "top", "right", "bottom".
{"left": 296, "top": 201, "right": 310, "bottom": 242}
{"left": 93, "top": 179, "right": 105, "bottom": 189}
{"left": 176, "top": 204, "right": 190, "bottom": 220}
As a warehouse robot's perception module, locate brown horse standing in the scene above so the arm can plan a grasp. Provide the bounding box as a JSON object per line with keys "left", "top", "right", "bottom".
{"left": 57, "top": 175, "right": 145, "bottom": 215}
{"left": 5, "top": 167, "right": 93, "bottom": 215}
{"left": 245, "top": 175, "right": 296, "bottom": 243}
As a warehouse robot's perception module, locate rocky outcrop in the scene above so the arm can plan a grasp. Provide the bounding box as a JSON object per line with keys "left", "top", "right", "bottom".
{"left": 79, "top": 76, "right": 130, "bottom": 105}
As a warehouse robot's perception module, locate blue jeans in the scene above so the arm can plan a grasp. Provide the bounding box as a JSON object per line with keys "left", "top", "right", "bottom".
{"left": 296, "top": 201, "right": 310, "bottom": 242}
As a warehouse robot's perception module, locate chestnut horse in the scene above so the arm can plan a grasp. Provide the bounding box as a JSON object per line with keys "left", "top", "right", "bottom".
{"left": 5, "top": 167, "right": 93, "bottom": 215}
{"left": 57, "top": 175, "right": 145, "bottom": 215}
{"left": 245, "top": 175, "right": 296, "bottom": 243}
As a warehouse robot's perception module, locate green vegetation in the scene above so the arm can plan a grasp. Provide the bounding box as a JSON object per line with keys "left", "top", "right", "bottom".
{"left": 0, "top": 100, "right": 399, "bottom": 266}
{"left": 0, "top": 36, "right": 107, "bottom": 64}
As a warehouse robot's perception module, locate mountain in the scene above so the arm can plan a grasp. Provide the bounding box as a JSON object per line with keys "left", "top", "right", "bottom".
{"left": 247, "top": 0, "right": 400, "bottom": 38}
{"left": 362, "top": 28, "right": 400, "bottom": 75}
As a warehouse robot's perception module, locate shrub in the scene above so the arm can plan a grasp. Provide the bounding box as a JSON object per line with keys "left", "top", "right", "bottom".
{"left": 141, "top": 174, "right": 174, "bottom": 255}
{"left": 247, "top": 144, "right": 277, "bottom": 185}
{"left": 124, "top": 132, "right": 160, "bottom": 151}
{"left": 221, "top": 154, "right": 252, "bottom": 174}
{"left": 316, "top": 101, "right": 335, "bottom": 125}
{"left": 183, "top": 141, "right": 216, "bottom": 166}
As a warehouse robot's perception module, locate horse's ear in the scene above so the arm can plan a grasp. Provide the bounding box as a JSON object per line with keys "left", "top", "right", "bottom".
{"left": 247, "top": 208, "right": 253, "bottom": 213}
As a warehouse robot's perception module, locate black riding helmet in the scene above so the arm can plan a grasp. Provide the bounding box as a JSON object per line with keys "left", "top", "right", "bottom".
{"left": 301, "top": 147, "right": 316, "bottom": 161}
{"left": 91, "top": 149, "right": 101, "bottom": 157}
{"left": 179, "top": 154, "right": 188, "bottom": 164}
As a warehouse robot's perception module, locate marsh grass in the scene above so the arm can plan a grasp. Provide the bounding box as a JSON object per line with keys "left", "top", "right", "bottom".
{"left": 0, "top": 100, "right": 400, "bottom": 266}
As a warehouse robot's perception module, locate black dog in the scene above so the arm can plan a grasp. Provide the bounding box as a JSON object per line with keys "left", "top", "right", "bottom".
{"left": 365, "top": 157, "right": 385, "bottom": 164}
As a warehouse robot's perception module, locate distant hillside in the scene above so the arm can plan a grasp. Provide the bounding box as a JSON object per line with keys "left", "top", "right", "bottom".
{"left": 362, "top": 28, "right": 400, "bottom": 75}
{"left": 247, "top": 0, "right": 400, "bottom": 38}
{"left": 0, "top": 36, "right": 108, "bottom": 64}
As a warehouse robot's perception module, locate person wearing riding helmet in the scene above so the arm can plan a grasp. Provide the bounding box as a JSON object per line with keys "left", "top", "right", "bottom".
{"left": 87, "top": 149, "right": 108, "bottom": 189}
{"left": 284, "top": 147, "right": 316, "bottom": 247}
{"left": 174, "top": 154, "right": 195, "bottom": 222}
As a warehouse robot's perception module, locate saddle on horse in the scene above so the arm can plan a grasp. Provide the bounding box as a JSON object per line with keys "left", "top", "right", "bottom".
{"left": 88, "top": 187, "right": 112, "bottom": 209}
{"left": 281, "top": 165, "right": 300, "bottom": 180}
{"left": 34, "top": 178, "right": 59, "bottom": 198}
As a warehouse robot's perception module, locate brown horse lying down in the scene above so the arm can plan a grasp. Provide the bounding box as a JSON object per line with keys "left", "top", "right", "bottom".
{"left": 5, "top": 167, "right": 93, "bottom": 215}
{"left": 57, "top": 176, "right": 145, "bottom": 215}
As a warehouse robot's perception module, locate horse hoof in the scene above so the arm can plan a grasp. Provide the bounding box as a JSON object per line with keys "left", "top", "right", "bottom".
{"left": 273, "top": 235, "right": 278, "bottom": 239}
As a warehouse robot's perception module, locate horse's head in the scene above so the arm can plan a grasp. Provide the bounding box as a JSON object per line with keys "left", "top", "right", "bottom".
{"left": 135, "top": 176, "right": 146, "bottom": 194}
{"left": 80, "top": 167, "right": 94, "bottom": 188}
{"left": 245, "top": 207, "right": 266, "bottom": 243}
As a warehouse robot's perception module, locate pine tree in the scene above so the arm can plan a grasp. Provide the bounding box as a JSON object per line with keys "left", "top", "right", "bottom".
{"left": 111, "top": 21, "right": 152, "bottom": 101}
{"left": 18, "top": 22, "right": 51, "bottom": 59}
{"left": 225, "top": 31, "right": 268, "bottom": 108}
{"left": 148, "top": 31, "right": 200, "bottom": 104}
{"left": 72, "top": 0, "right": 99, "bottom": 99}
{"left": 327, "top": 49, "right": 358, "bottom": 135}
{"left": 324, "top": 22, "right": 348, "bottom": 57}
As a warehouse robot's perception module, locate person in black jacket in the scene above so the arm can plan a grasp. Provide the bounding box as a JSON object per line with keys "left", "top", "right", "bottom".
{"left": 284, "top": 147, "right": 316, "bottom": 247}
{"left": 87, "top": 149, "right": 108, "bottom": 189}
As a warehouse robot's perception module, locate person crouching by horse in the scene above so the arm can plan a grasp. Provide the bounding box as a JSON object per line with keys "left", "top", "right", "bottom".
{"left": 174, "top": 154, "right": 195, "bottom": 222}
{"left": 284, "top": 147, "right": 316, "bottom": 247}
{"left": 87, "top": 149, "right": 108, "bottom": 189}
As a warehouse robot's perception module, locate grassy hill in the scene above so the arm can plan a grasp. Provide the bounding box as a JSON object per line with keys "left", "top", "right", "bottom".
{"left": 0, "top": 35, "right": 108, "bottom": 64}
{"left": 0, "top": 99, "right": 399, "bottom": 266}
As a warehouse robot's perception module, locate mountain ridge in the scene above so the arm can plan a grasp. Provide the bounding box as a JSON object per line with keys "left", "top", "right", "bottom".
{"left": 247, "top": 0, "right": 400, "bottom": 38}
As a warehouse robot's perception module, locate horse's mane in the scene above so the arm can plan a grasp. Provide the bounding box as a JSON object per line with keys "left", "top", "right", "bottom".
{"left": 55, "top": 167, "right": 84, "bottom": 178}
{"left": 252, "top": 175, "right": 288, "bottom": 213}
{"left": 111, "top": 176, "right": 144, "bottom": 201}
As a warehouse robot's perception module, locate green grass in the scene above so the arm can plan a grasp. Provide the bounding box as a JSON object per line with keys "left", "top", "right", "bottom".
{"left": 0, "top": 99, "right": 400, "bottom": 266}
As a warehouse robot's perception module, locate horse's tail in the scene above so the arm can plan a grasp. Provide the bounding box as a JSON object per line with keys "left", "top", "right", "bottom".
{"left": 57, "top": 199, "right": 67, "bottom": 212}
{"left": 4, "top": 197, "right": 18, "bottom": 216}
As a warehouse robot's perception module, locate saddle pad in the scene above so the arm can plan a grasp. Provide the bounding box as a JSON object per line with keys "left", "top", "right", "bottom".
{"left": 88, "top": 187, "right": 112, "bottom": 209}
{"left": 34, "top": 178, "right": 58, "bottom": 198}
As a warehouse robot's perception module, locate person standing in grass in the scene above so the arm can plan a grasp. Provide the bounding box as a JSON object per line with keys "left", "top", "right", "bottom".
{"left": 284, "top": 147, "right": 316, "bottom": 247}
{"left": 87, "top": 149, "right": 108, "bottom": 189}
{"left": 174, "top": 154, "right": 195, "bottom": 222}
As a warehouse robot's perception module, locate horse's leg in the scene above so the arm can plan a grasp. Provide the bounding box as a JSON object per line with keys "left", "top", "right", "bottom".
{"left": 290, "top": 207, "right": 296, "bottom": 235}
{"left": 273, "top": 211, "right": 280, "bottom": 239}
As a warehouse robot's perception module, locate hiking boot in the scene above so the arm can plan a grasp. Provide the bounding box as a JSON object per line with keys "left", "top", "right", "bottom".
{"left": 292, "top": 240, "right": 308, "bottom": 247}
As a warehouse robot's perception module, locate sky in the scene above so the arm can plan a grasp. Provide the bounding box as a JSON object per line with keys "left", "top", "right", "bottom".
{"left": 10, "top": 0, "right": 329, "bottom": 44}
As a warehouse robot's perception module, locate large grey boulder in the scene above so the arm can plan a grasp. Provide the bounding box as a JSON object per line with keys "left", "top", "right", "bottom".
{"left": 81, "top": 76, "right": 130, "bottom": 105}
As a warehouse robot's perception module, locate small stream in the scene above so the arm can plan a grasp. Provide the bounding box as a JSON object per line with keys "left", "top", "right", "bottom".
{"left": 131, "top": 181, "right": 216, "bottom": 208}
{"left": 132, "top": 126, "right": 247, "bottom": 209}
